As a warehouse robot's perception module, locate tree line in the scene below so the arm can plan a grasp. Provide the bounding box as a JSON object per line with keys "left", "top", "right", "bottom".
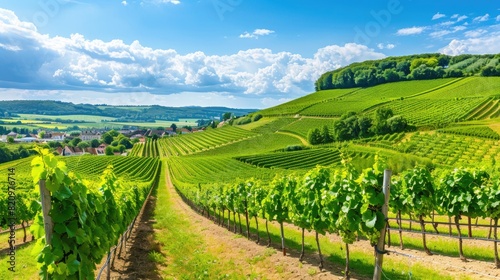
{"left": 315, "top": 53, "right": 500, "bottom": 91}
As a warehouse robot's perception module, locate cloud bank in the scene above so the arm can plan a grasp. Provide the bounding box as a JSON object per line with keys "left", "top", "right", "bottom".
{"left": 440, "top": 31, "right": 500, "bottom": 55}
{"left": 0, "top": 8, "right": 385, "bottom": 107}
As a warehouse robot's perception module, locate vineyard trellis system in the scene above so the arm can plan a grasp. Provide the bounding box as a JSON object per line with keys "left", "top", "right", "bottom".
{"left": 168, "top": 156, "right": 500, "bottom": 278}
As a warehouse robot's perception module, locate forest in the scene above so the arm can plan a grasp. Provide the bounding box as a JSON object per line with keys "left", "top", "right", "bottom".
{"left": 315, "top": 53, "right": 500, "bottom": 91}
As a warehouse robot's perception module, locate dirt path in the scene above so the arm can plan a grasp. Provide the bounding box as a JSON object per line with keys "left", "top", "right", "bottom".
{"left": 276, "top": 131, "right": 310, "bottom": 147}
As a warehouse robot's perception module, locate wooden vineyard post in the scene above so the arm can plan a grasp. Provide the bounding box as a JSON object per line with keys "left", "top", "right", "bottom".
{"left": 373, "top": 170, "right": 392, "bottom": 280}
{"left": 39, "top": 180, "right": 53, "bottom": 245}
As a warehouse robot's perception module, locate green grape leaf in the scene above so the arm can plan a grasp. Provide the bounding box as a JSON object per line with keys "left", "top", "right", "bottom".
{"left": 362, "top": 210, "right": 377, "bottom": 228}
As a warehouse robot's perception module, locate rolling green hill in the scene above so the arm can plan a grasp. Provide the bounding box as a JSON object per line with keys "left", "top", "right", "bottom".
{"left": 156, "top": 69, "right": 500, "bottom": 278}
{"left": 160, "top": 74, "right": 500, "bottom": 192}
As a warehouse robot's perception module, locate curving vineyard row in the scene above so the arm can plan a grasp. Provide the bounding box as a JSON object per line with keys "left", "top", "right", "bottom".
{"left": 397, "top": 132, "right": 500, "bottom": 166}
{"left": 168, "top": 156, "right": 281, "bottom": 186}
{"left": 387, "top": 97, "right": 486, "bottom": 125}
{"left": 157, "top": 126, "right": 257, "bottom": 157}
{"left": 465, "top": 98, "right": 500, "bottom": 120}
{"left": 438, "top": 125, "right": 500, "bottom": 140}
{"left": 235, "top": 148, "right": 342, "bottom": 169}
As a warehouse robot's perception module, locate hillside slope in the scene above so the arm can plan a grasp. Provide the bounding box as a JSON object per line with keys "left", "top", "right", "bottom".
{"left": 260, "top": 76, "right": 500, "bottom": 126}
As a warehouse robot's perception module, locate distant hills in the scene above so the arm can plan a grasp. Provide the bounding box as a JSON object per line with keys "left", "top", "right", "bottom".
{"left": 315, "top": 53, "right": 500, "bottom": 91}
{"left": 0, "top": 100, "right": 255, "bottom": 122}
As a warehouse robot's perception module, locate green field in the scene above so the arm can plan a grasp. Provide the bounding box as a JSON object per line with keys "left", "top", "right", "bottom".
{"left": 1, "top": 115, "right": 198, "bottom": 131}
{"left": 17, "top": 114, "right": 118, "bottom": 122}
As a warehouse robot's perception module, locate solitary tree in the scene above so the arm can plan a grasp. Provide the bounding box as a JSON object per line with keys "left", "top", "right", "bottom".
{"left": 105, "top": 146, "right": 114, "bottom": 155}
{"left": 170, "top": 123, "right": 177, "bottom": 132}
{"left": 223, "top": 112, "right": 232, "bottom": 121}
{"left": 102, "top": 133, "right": 113, "bottom": 145}
{"left": 77, "top": 141, "right": 90, "bottom": 150}
{"left": 90, "top": 139, "right": 100, "bottom": 148}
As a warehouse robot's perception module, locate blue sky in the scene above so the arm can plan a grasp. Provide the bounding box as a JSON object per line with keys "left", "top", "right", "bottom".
{"left": 0, "top": 0, "right": 499, "bottom": 108}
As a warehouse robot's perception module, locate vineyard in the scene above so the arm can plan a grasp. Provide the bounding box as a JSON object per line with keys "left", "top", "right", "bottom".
{"left": 235, "top": 148, "right": 342, "bottom": 169}
{"left": 4, "top": 74, "right": 500, "bottom": 279}
{"left": 128, "top": 139, "right": 160, "bottom": 157}
{"left": 302, "top": 79, "right": 458, "bottom": 117}
{"left": 168, "top": 157, "right": 500, "bottom": 278}
{"left": 465, "top": 98, "right": 500, "bottom": 120}
{"left": 438, "top": 125, "right": 500, "bottom": 140}
{"left": 386, "top": 97, "right": 486, "bottom": 125}
{"left": 279, "top": 117, "right": 334, "bottom": 139}
{"left": 0, "top": 150, "right": 161, "bottom": 279}
{"left": 156, "top": 126, "right": 256, "bottom": 156}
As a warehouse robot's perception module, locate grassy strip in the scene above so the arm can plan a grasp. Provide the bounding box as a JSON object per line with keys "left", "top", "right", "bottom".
{"left": 153, "top": 164, "right": 258, "bottom": 279}
{"left": 0, "top": 243, "right": 39, "bottom": 280}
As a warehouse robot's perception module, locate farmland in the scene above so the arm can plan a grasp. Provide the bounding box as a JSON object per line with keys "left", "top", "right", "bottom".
{"left": 4, "top": 73, "right": 500, "bottom": 279}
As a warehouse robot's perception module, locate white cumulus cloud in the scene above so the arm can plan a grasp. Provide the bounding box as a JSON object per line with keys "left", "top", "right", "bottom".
{"left": 396, "top": 26, "right": 426, "bottom": 36}
{"left": 141, "top": 0, "right": 180, "bottom": 5}
{"left": 377, "top": 43, "right": 395, "bottom": 50}
{"left": 239, "top": 29, "right": 275, "bottom": 39}
{"left": 121, "top": 1, "right": 128, "bottom": 6}
{"left": 464, "top": 29, "right": 488, "bottom": 38}
{"left": 473, "top": 14, "right": 490, "bottom": 22}
{"left": 430, "top": 30, "right": 451, "bottom": 38}
{"left": 440, "top": 31, "right": 500, "bottom": 55}
{"left": 451, "top": 14, "right": 468, "bottom": 22}
{"left": 432, "top": 12, "right": 446, "bottom": 20}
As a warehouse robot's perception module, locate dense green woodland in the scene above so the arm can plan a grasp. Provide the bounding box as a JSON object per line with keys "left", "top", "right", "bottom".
{"left": 316, "top": 53, "right": 500, "bottom": 91}
{"left": 0, "top": 100, "right": 254, "bottom": 121}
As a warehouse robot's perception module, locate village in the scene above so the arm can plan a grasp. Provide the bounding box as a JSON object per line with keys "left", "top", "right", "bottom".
{"left": 0, "top": 125, "right": 208, "bottom": 158}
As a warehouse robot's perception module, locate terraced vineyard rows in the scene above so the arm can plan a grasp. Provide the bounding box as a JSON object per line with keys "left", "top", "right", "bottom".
{"left": 235, "top": 148, "right": 342, "bottom": 169}
{"left": 438, "top": 125, "right": 500, "bottom": 140}
{"left": 299, "top": 79, "right": 456, "bottom": 117}
{"left": 63, "top": 155, "right": 160, "bottom": 181}
{"left": 158, "top": 126, "right": 257, "bottom": 157}
{"left": 129, "top": 142, "right": 144, "bottom": 156}
{"left": 259, "top": 88, "right": 357, "bottom": 116}
{"left": 465, "top": 98, "right": 500, "bottom": 120}
{"left": 419, "top": 77, "right": 500, "bottom": 99}
{"left": 397, "top": 132, "right": 500, "bottom": 165}
{"left": 354, "top": 132, "right": 407, "bottom": 151}
{"left": 140, "top": 139, "right": 160, "bottom": 157}
{"left": 386, "top": 97, "right": 486, "bottom": 125}
{"left": 168, "top": 156, "right": 283, "bottom": 186}
{"left": 278, "top": 117, "right": 334, "bottom": 138}
{"left": 248, "top": 117, "right": 298, "bottom": 134}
